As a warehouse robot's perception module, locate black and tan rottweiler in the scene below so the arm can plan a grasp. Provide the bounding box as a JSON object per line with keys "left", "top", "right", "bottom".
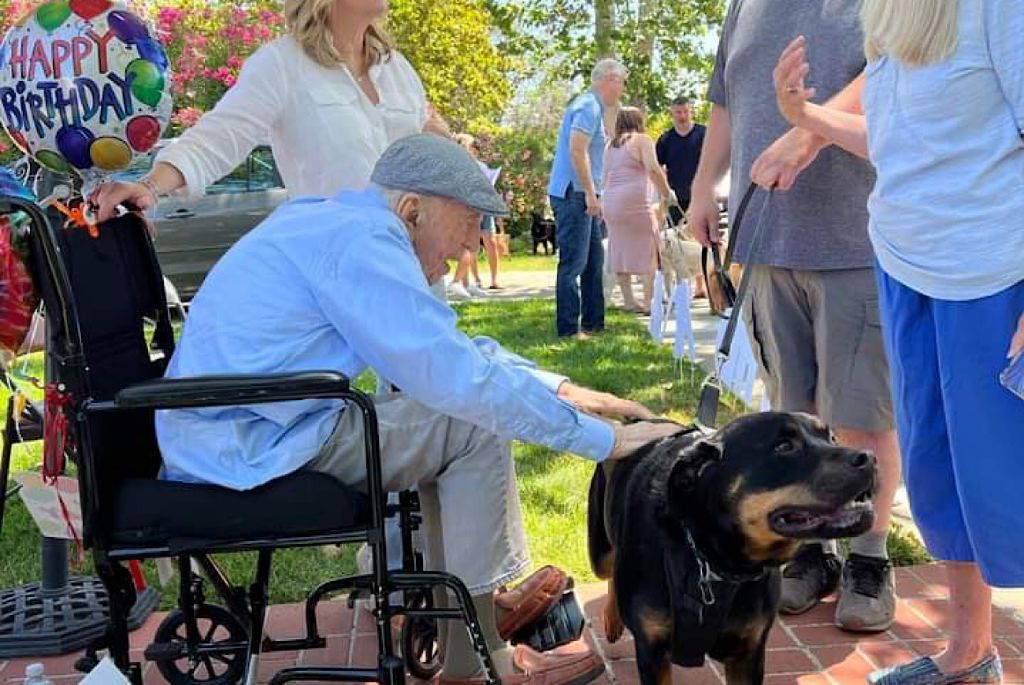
{"left": 588, "top": 412, "right": 877, "bottom": 685}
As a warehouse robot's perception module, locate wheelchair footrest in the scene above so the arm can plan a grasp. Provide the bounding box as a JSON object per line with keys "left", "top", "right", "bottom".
{"left": 510, "top": 590, "right": 585, "bottom": 653}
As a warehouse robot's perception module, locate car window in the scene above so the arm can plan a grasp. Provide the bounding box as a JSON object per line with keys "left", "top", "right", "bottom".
{"left": 207, "top": 163, "right": 249, "bottom": 195}
{"left": 248, "top": 148, "right": 283, "bottom": 191}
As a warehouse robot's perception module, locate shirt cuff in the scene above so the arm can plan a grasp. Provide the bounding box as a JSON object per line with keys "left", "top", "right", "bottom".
{"left": 529, "top": 369, "right": 568, "bottom": 394}
{"left": 570, "top": 413, "right": 616, "bottom": 462}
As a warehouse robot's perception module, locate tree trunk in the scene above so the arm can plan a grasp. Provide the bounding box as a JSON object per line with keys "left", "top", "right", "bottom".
{"left": 594, "top": 0, "right": 615, "bottom": 58}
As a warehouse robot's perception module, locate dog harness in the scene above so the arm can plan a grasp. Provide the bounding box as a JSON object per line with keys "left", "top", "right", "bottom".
{"left": 665, "top": 529, "right": 767, "bottom": 667}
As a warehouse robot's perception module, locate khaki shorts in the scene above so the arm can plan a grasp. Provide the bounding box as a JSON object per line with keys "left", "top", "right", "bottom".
{"left": 744, "top": 266, "right": 894, "bottom": 433}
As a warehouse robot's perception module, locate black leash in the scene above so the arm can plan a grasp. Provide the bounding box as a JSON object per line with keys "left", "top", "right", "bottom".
{"left": 695, "top": 182, "right": 774, "bottom": 430}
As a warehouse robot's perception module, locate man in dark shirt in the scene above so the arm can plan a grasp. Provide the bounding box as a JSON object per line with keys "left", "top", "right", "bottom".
{"left": 656, "top": 96, "right": 706, "bottom": 225}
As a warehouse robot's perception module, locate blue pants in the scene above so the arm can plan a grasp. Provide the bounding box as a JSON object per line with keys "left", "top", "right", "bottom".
{"left": 876, "top": 268, "right": 1024, "bottom": 587}
{"left": 551, "top": 188, "right": 605, "bottom": 337}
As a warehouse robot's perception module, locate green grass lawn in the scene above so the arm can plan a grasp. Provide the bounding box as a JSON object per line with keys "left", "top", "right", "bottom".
{"left": 0, "top": 299, "right": 927, "bottom": 606}
{"left": 459, "top": 251, "right": 557, "bottom": 274}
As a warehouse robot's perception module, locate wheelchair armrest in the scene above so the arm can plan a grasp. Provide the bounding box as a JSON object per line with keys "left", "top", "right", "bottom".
{"left": 110, "top": 371, "right": 352, "bottom": 410}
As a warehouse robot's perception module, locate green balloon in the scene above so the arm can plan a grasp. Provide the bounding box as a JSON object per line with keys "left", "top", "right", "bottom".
{"left": 126, "top": 59, "right": 165, "bottom": 108}
{"left": 36, "top": 0, "right": 71, "bottom": 32}
{"left": 35, "top": 149, "right": 73, "bottom": 173}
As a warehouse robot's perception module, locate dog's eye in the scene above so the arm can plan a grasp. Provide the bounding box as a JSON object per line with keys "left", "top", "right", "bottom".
{"left": 774, "top": 439, "right": 797, "bottom": 454}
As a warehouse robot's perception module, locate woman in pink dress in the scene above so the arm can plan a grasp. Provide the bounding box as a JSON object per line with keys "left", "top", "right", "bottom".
{"left": 602, "top": 107, "right": 676, "bottom": 314}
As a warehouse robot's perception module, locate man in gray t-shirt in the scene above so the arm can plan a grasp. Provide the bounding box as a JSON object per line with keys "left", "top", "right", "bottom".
{"left": 688, "top": 0, "right": 901, "bottom": 632}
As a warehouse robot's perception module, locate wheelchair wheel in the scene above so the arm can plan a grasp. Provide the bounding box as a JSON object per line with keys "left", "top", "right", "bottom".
{"left": 152, "top": 604, "right": 247, "bottom": 685}
{"left": 401, "top": 591, "right": 442, "bottom": 680}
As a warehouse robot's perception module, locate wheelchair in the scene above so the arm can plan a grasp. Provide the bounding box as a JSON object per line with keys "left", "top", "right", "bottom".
{"left": 2, "top": 192, "right": 497, "bottom": 685}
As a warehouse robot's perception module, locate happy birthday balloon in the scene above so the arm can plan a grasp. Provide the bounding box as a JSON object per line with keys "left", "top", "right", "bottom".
{"left": 0, "top": 2, "right": 173, "bottom": 179}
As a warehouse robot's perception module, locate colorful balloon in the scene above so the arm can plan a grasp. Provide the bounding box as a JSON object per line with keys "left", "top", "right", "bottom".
{"left": 90, "top": 137, "right": 132, "bottom": 171}
{"left": 36, "top": 150, "right": 74, "bottom": 174}
{"left": 0, "top": 2, "right": 172, "bottom": 178}
{"left": 126, "top": 59, "right": 165, "bottom": 107}
{"left": 126, "top": 115, "right": 160, "bottom": 152}
{"left": 106, "top": 10, "right": 150, "bottom": 43}
{"left": 56, "top": 126, "right": 95, "bottom": 169}
{"left": 35, "top": 0, "right": 71, "bottom": 32}
{"left": 135, "top": 38, "right": 168, "bottom": 71}
{"left": 70, "top": 0, "right": 113, "bottom": 21}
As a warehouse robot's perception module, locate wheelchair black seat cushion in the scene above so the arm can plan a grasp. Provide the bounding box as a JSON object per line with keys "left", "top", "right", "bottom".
{"left": 110, "top": 470, "right": 369, "bottom": 552}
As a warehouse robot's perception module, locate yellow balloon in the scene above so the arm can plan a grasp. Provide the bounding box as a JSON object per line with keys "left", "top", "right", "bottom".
{"left": 90, "top": 137, "right": 132, "bottom": 171}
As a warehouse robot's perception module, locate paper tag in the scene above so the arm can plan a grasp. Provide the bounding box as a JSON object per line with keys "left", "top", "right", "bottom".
{"left": 14, "top": 472, "right": 83, "bottom": 540}
{"left": 79, "top": 657, "right": 132, "bottom": 685}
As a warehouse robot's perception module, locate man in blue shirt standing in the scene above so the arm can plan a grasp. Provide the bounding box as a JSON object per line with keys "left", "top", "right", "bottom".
{"left": 548, "top": 59, "right": 627, "bottom": 339}
{"left": 156, "top": 133, "right": 683, "bottom": 685}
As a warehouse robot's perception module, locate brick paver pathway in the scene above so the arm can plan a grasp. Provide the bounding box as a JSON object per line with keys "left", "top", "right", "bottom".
{"left": 3, "top": 565, "right": 1022, "bottom": 684}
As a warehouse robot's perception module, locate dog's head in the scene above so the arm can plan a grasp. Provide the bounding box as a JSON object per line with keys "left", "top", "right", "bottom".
{"left": 663, "top": 412, "right": 877, "bottom": 567}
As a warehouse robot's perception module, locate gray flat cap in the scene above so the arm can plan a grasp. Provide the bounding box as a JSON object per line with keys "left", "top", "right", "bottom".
{"left": 371, "top": 133, "right": 509, "bottom": 217}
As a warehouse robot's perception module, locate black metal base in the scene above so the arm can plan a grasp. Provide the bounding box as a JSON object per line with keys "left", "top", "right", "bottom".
{"left": 0, "top": 576, "right": 160, "bottom": 657}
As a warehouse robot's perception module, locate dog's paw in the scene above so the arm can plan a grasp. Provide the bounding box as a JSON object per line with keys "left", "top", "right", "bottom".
{"left": 604, "top": 602, "right": 625, "bottom": 643}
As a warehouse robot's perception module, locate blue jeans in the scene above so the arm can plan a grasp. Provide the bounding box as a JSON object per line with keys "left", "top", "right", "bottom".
{"left": 551, "top": 188, "right": 605, "bottom": 337}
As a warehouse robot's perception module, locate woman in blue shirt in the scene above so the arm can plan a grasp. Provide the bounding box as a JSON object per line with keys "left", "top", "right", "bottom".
{"left": 766, "top": 1, "right": 1023, "bottom": 683}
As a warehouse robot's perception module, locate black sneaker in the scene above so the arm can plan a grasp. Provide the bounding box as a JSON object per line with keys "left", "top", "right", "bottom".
{"left": 836, "top": 553, "right": 896, "bottom": 632}
{"left": 779, "top": 544, "right": 842, "bottom": 615}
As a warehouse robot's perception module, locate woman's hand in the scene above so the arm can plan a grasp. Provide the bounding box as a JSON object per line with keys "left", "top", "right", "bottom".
{"left": 1009, "top": 311, "right": 1024, "bottom": 359}
{"left": 89, "top": 181, "right": 157, "bottom": 222}
{"left": 773, "top": 36, "right": 816, "bottom": 127}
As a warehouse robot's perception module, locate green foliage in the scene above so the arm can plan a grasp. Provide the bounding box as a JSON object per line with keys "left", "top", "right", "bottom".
{"left": 502, "top": 0, "right": 726, "bottom": 113}
{"left": 387, "top": 0, "right": 515, "bottom": 131}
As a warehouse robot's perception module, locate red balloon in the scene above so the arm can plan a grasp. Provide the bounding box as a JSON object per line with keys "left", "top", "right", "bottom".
{"left": 10, "top": 130, "right": 30, "bottom": 154}
{"left": 69, "top": 0, "right": 112, "bottom": 20}
{"left": 126, "top": 115, "right": 160, "bottom": 152}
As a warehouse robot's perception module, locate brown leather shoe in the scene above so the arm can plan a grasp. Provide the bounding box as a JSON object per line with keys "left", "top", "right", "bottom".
{"left": 440, "top": 644, "right": 605, "bottom": 685}
{"left": 496, "top": 566, "right": 570, "bottom": 639}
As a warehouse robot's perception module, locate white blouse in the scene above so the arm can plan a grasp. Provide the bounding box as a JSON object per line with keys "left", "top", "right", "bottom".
{"left": 157, "top": 36, "right": 428, "bottom": 199}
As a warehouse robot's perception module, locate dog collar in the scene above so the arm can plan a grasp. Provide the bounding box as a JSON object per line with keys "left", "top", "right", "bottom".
{"left": 684, "top": 528, "right": 768, "bottom": 606}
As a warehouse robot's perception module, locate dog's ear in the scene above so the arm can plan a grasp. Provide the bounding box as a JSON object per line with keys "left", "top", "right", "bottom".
{"left": 668, "top": 438, "right": 722, "bottom": 492}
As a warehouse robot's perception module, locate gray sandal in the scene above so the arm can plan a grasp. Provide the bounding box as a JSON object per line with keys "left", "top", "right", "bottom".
{"left": 868, "top": 653, "right": 1002, "bottom": 685}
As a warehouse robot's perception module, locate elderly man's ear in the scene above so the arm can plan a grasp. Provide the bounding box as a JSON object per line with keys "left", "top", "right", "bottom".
{"left": 394, "top": 193, "right": 422, "bottom": 229}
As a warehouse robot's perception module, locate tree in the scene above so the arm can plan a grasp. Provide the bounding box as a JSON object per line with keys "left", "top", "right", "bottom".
{"left": 497, "top": 0, "right": 726, "bottom": 113}
{"left": 387, "top": 0, "right": 515, "bottom": 132}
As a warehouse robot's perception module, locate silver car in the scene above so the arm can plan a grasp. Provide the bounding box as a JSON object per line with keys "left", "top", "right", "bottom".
{"left": 117, "top": 141, "right": 288, "bottom": 299}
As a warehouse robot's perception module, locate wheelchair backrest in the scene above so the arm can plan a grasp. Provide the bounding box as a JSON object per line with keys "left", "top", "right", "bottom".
{"left": 22, "top": 205, "right": 174, "bottom": 545}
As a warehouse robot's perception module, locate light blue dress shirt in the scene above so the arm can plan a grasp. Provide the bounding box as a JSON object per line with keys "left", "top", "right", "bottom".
{"left": 547, "top": 90, "right": 607, "bottom": 198}
{"left": 155, "top": 189, "right": 615, "bottom": 490}
{"left": 863, "top": 0, "right": 1024, "bottom": 301}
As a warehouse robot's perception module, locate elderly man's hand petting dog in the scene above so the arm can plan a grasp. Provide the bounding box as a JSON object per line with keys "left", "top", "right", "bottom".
{"left": 557, "top": 382, "right": 658, "bottom": 421}
{"left": 589, "top": 412, "right": 877, "bottom": 685}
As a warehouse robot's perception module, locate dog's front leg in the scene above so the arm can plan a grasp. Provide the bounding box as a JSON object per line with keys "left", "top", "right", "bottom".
{"left": 722, "top": 631, "right": 769, "bottom": 685}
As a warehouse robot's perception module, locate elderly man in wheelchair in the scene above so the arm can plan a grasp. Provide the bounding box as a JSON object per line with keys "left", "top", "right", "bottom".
{"left": 138, "top": 133, "right": 683, "bottom": 685}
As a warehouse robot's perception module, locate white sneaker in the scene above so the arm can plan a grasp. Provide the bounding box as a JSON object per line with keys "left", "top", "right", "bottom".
{"left": 447, "top": 281, "right": 472, "bottom": 300}
{"left": 467, "top": 284, "right": 489, "bottom": 298}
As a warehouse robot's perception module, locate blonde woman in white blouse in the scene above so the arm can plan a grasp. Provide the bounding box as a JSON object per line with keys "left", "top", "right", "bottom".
{"left": 93, "top": 0, "right": 447, "bottom": 217}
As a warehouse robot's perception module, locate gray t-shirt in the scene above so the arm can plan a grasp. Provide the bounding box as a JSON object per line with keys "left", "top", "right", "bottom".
{"left": 708, "top": 0, "right": 875, "bottom": 270}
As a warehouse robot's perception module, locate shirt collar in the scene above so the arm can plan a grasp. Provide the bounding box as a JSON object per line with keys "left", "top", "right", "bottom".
{"left": 333, "top": 186, "right": 391, "bottom": 210}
